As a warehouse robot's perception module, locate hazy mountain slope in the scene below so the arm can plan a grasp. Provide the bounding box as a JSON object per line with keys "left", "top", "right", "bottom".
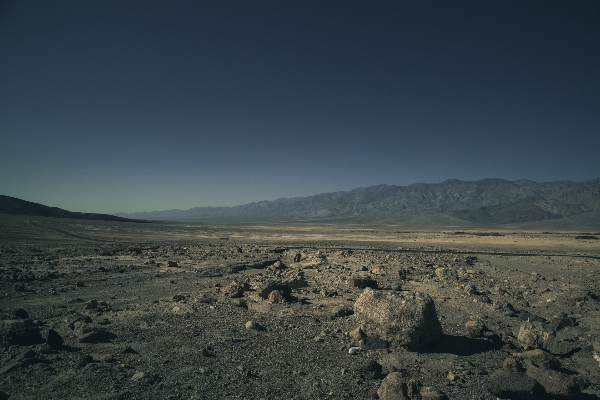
{"left": 116, "top": 177, "right": 600, "bottom": 225}
{"left": 0, "top": 195, "right": 145, "bottom": 223}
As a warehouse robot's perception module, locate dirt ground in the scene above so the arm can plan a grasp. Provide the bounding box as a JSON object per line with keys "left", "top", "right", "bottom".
{"left": 1, "top": 215, "right": 599, "bottom": 399}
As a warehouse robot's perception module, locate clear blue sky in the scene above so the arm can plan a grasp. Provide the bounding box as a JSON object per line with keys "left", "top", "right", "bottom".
{"left": 1, "top": 1, "right": 599, "bottom": 214}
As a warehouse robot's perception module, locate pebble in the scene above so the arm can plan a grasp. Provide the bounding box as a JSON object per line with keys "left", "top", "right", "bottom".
{"left": 348, "top": 347, "right": 361, "bottom": 355}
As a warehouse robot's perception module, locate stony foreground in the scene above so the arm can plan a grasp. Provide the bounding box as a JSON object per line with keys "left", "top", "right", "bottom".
{"left": 1, "top": 222, "right": 600, "bottom": 399}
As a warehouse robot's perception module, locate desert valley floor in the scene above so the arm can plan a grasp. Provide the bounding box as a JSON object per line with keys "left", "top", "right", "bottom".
{"left": 1, "top": 215, "right": 600, "bottom": 399}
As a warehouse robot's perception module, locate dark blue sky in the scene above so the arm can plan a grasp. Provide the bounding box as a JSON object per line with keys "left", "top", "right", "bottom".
{"left": 1, "top": 1, "right": 599, "bottom": 214}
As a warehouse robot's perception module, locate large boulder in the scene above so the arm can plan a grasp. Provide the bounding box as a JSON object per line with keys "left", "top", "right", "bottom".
{"left": 485, "top": 370, "right": 540, "bottom": 399}
{"left": 353, "top": 288, "right": 442, "bottom": 350}
{"left": 526, "top": 366, "right": 581, "bottom": 399}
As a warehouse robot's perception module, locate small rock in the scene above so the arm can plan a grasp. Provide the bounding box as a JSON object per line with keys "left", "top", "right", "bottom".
{"left": 550, "top": 315, "right": 575, "bottom": 331}
{"left": 199, "top": 366, "right": 212, "bottom": 375}
{"left": 14, "top": 283, "right": 26, "bottom": 292}
{"left": 267, "top": 290, "right": 287, "bottom": 303}
{"left": 350, "top": 327, "right": 367, "bottom": 342}
{"left": 46, "top": 328, "right": 63, "bottom": 348}
{"left": 435, "top": 267, "right": 457, "bottom": 280}
{"left": 362, "top": 336, "right": 389, "bottom": 350}
{"left": 257, "top": 281, "right": 291, "bottom": 299}
{"left": 465, "top": 320, "right": 485, "bottom": 338}
{"left": 446, "top": 371, "right": 458, "bottom": 381}
{"left": 348, "top": 347, "right": 361, "bottom": 355}
{"left": 361, "top": 360, "right": 383, "bottom": 379}
{"left": 419, "top": 386, "right": 448, "bottom": 400}
{"left": 331, "top": 306, "right": 353, "bottom": 318}
{"left": 167, "top": 261, "right": 178, "bottom": 267}
{"left": 122, "top": 346, "right": 138, "bottom": 354}
{"left": 503, "top": 357, "right": 523, "bottom": 372}
{"left": 526, "top": 366, "right": 581, "bottom": 399}
{"left": 11, "top": 308, "right": 29, "bottom": 319}
{"left": 293, "top": 252, "right": 302, "bottom": 262}
{"left": 464, "top": 284, "right": 478, "bottom": 295}
{"left": 85, "top": 299, "right": 99, "bottom": 309}
{"left": 245, "top": 321, "right": 264, "bottom": 331}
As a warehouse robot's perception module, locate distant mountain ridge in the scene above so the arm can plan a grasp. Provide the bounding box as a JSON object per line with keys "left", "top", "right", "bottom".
{"left": 0, "top": 195, "right": 145, "bottom": 223}
{"left": 116, "top": 177, "right": 600, "bottom": 226}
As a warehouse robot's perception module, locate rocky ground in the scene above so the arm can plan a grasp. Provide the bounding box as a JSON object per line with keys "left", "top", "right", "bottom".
{"left": 1, "top": 216, "right": 600, "bottom": 399}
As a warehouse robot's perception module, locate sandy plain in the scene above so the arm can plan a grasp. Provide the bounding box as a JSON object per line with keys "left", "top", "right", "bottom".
{"left": 1, "top": 214, "right": 600, "bottom": 399}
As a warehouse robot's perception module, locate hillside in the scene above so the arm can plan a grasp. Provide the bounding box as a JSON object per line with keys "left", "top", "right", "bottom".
{"left": 0, "top": 195, "right": 145, "bottom": 223}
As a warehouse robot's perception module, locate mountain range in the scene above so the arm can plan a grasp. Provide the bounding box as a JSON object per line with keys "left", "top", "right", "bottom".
{"left": 115, "top": 177, "right": 600, "bottom": 227}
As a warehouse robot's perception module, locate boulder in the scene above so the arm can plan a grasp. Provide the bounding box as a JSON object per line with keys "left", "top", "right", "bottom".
{"left": 526, "top": 366, "right": 581, "bottom": 399}
{"left": 517, "top": 321, "right": 554, "bottom": 349}
{"left": 512, "top": 349, "right": 561, "bottom": 370}
{"left": 0, "top": 319, "right": 44, "bottom": 347}
{"left": 377, "top": 372, "right": 420, "bottom": 400}
{"left": 485, "top": 370, "right": 540, "bottom": 399}
{"left": 353, "top": 288, "right": 442, "bottom": 350}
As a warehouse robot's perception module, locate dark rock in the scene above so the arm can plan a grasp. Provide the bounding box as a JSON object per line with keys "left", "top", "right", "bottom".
{"left": 267, "top": 290, "right": 288, "bottom": 303}
{"left": 224, "top": 281, "right": 249, "bottom": 298}
{"left": 0, "top": 319, "right": 44, "bottom": 347}
{"left": 283, "top": 279, "right": 309, "bottom": 289}
{"left": 85, "top": 299, "right": 99, "bottom": 309}
{"left": 347, "top": 277, "right": 378, "bottom": 289}
{"left": 542, "top": 336, "right": 580, "bottom": 355}
{"left": 465, "top": 320, "right": 485, "bottom": 338}
{"left": 257, "top": 281, "right": 291, "bottom": 299}
{"left": 361, "top": 360, "right": 383, "bottom": 379}
{"left": 362, "top": 336, "right": 389, "bottom": 350}
{"left": 503, "top": 357, "right": 523, "bottom": 372}
{"left": 11, "top": 308, "right": 29, "bottom": 319}
{"left": 349, "top": 327, "right": 367, "bottom": 342}
{"left": 167, "top": 261, "right": 178, "bottom": 267}
{"left": 14, "top": 283, "right": 26, "bottom": 292}
{"left": 0, "top": 390, "right": 8, "bottom": 400}
{"left": 294, "top": 252, "right": 302, "bottom": 262}
{"left": 485, "top": 370, "right": 540, "bottom": 400}
{"left": 331, "top": 306, "right": 353, "bottom": 318}
{"left": 122, "top": 346, "right": 137, "bottom": 354}
{"left": 46, "top": 328, "right": 63, "bottom": 348}
{"left": 419, "top": 386, "right": 448, "bottom": 400}
{"left": 551, "top": 316, "right": 575, "bottom": 331}
{"left": 74, "top": 322, "right": 110, "bottom": 343}
{"left": 526, "top": 366, "right": 581, "bottom": 399}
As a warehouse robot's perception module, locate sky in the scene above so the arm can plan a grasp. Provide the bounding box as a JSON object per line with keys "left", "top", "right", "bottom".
{"left": 1, "top": 1, "right": 599, "bottom": 214}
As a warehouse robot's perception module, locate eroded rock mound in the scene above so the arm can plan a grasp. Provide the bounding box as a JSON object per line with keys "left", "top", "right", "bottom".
{"left": 353, "top": 288, "right": 442, "bottom": 350}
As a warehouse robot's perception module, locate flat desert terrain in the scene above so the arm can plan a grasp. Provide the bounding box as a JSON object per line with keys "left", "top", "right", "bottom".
{"left": 1, "top": 215, "right": 600, "bottom": 399}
